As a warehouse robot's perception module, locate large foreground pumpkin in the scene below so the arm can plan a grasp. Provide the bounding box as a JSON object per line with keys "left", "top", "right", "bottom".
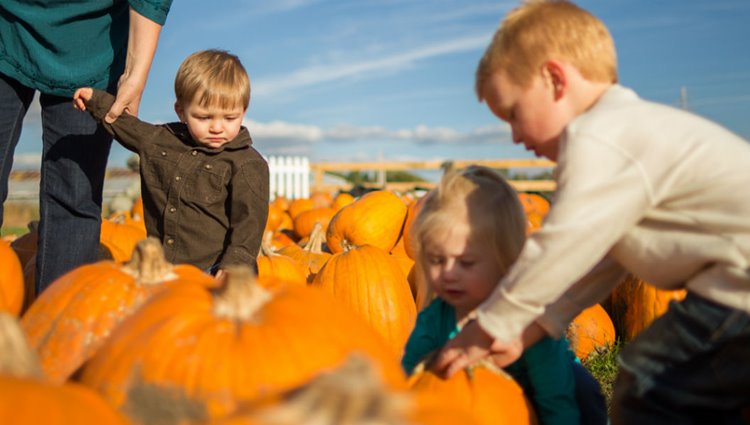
{"left": 211, "top": 354, "right": 475, "bottom": 425}
{"left": 0, "top": 312, "right": 129, "bottom": 425}
{"left": 326, "top": 190, "right": 407, "bottom": 254}
{"left": 408, "top": 361, "right": 538, "bottom": 425}
{"left": 311, "top": 244, "right": 416, "bottom": 358}
{"left": 21, "top": 238, "right": 213, "bottom": 383}
{"left": 77, "top": 266, "right": 406, "bottom": 423}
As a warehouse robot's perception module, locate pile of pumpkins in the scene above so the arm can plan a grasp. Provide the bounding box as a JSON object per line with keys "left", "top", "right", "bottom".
{"left": 0, "top": 186, "right": 685, "bottom": 424}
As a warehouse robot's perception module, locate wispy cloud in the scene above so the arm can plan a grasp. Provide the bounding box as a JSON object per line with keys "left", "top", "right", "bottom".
{"left": 253, "top": 34, "right": 490, "bottom": 97}
{"left": 246, "top": 117, "right": 510, "bottom": 147}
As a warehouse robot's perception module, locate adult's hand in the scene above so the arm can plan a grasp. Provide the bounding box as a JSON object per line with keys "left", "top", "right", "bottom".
{"left": 105, "top": 7, "right": 163, "bottom": 123}
{"left": 430, "top": 319, "right": 524, "bottom": 378}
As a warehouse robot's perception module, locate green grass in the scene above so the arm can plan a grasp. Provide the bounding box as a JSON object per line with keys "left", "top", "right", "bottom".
{"left": 582, "top": 339, "right": 623, "bottom": 414}
{"left": 1, "top": 226, "right": 29, "bottom": 237}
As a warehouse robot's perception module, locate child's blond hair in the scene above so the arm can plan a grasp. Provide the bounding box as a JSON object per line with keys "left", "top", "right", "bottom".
{"left": 476, "top": 0, "right": 617, "bottom": 99}
{"left": 414, "top": 166, "right": 527, "bottom": 280}
{"left": 174, "top": 49, "right": 250, "bottom": 110}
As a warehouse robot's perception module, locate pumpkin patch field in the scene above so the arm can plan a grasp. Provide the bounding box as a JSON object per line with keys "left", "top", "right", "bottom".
{"left": 0, "top": 187, "right": 684, "bottom": 423}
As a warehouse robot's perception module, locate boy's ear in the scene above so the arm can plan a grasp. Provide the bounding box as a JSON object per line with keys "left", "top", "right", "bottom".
{"left": 174, "top": 102, "right": 185, "bottom": 122}
{"left": 542, "top": 60, "right": 567, "bottom": 101}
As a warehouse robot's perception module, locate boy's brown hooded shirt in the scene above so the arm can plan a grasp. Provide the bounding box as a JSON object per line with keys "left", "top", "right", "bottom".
{"left": 85, "top": 89, "right": 269, "bottom": 271}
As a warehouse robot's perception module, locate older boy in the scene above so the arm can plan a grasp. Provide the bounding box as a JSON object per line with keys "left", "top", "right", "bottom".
{"left": 433, "top": 1, "right": 750, "bottom": 423}
{"left": 74, "top": 49, "right": 268, "bottom": 276}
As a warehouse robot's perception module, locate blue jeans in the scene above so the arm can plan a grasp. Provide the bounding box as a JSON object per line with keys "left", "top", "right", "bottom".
{"left": 0, "top": 74, "right": 112, "bottom": 293}
{"left": 612, "top": 292, "right": 750, "bottom": 425}
{"left": 573, "top": 361, "right": 608, "bottom": 425}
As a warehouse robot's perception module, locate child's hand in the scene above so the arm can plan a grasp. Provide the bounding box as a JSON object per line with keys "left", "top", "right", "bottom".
{"left": 214, "top": 268, "right": 227, "bottom": 281}
{"left": 72, "top": 88, "right": 94, "bottom": 111}
{"left": 431, "top": 319, "right": 523, "bottom": 378}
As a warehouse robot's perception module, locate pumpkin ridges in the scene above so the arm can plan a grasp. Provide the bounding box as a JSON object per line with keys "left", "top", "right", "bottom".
{"left": 312, "top": 244, "right": 416, "bottom": 357}
{"left": 20, "top": 238, "right": 213, "bottom": 384}
{"left": 566, "top": 303, "right": 616, "bottom": 361}
{"left": 77, "top": 267, "right": 406, "bottom": 422}
{"left": 326, "top": 190, "right": 408, "bottom": 255}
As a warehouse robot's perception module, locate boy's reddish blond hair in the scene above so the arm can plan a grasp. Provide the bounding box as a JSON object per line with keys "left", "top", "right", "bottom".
{"left": 174, "top": 49, "right": 250, "bottom": 110}
{"left": 476, "top": 0, "right": 617, "bottom": 100}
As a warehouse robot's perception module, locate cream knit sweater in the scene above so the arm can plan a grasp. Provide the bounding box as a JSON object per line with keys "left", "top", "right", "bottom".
{"left": 478, "top": 85, "right": 750, "bottom": 343}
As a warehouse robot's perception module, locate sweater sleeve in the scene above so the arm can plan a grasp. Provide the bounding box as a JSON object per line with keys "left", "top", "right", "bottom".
{"left": 477, "top": 131, "right": 652, "bottom": 344}
{"left": 520, "top": 337, "right": 580, "bottom": 425}
{"left": 218, "top": 155, "right": 270, "bottom": 269}
{"left": 84, "top": 88, "right": 159, "bottom": 153}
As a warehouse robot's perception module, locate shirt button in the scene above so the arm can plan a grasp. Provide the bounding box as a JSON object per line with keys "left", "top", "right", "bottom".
{"left": 169, "top": 207, "right": 176, "bottom": 213}
{"left": 191, "top": 151, "right": 197, "bottom": 156}
{"left": 175, "top": 176, "right": 181, "bottom": 181}
{"left": 166, "top": 238, "right": 174, "bottom": 245}
{"left": 161, "top": 151, "right": 167, "bottom": 156}
{"left": 205, "top": 164, "right": 213, "bottom": 170}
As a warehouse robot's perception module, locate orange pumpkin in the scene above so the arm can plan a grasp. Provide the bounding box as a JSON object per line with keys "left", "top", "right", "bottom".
{"left": 408, "top": 361, "right": 538, "bottom": 425}
{"left": 278, "top": 223, "right": 331, "bottom": 283}
{"left": 0, "top": 240, "right": 23, "bottom": 317}
{"left": 77, "top": 267, "right": 406, "bottom": 422}
{"left": 287, "top": 198, "right": 314, "bottom": 220}
{"left": 292, "top": 206, "right": 336, "bottom": 240}
{"left": 566, "top": 303, "right": 616, "bottom": 361}
{"left": 0, "top": 312, "right": 129, "bottom": 425}
{"left": 212, "top": 354, "right": 476, "bottom": 425}
{"left": 605, "top": 274, "right": 686, "bottom": 341}
{"left": 331, "top": 192, "right": 355, "bottom": 211}
{"left": 309, "top": 190, "right": 334, "bottom": 208}
{"left": 326, "top": 190, "right": 408, "bottom": 254}
{"left": 311, "top": 244, "right": 416, "bottom": 357}
{"left": 256, "top": 243, "right": 308, "bottom": 286}
{"left": 21, "top": 238, "right": 213, "bottom": 383}
{"left": 264, "top": 203, "right": 286, "bottom": 232}
{"left": 100, "top": 214, "right": 148, "bottom": 263}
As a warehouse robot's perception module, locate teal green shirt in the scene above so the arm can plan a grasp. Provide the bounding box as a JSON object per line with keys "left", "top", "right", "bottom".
{"left": 403, "top": 299, "right": 581, "bottom": 425}
{"left": 0, "top": 0, "right": 171, "bottom": 96}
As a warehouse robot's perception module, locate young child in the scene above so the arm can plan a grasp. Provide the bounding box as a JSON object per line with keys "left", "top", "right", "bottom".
{"left": 402, "top": 166, "right": 606, "bottom": 425}
{"left": 74, "top": 49, "right": 269, "bottom": 277}
{"left": 433, "top": 2, "right": 750, "bottom": 423}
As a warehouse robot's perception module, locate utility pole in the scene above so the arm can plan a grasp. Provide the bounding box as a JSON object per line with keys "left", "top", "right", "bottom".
{"left": 679, "top": 86, "right": 689, "bottom": 110}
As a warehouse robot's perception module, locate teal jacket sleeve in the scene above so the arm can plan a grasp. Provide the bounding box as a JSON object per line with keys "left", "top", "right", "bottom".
{"left": 401, "top": 299, "right": 456, "bottom": 375}
{"left": 128, "top": 0, "right": 173, "bottom": 25}
{"left": 516, "top": 337, "right": 580, "bottom": 425}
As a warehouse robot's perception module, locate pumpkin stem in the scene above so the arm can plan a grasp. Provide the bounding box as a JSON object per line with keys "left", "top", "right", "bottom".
{"left": 341, "top": 239, "right": 355, "bottom": 252}
{"left": 213, "top": 266, "right": 272, "bottom": 321}
{"left": 304, "top": 222, "right": 326, "bottom": 253}
{"left": 254, "top": 354, "right": 409, "bottom": 424}
{"left": 0, "top": 312, "right": 44, "bottom": 379}
{"left": 260, "top": 240, "right": 277, "bottom": 257}
{"left": 121, "top": 237, "right": 178, "bottom": 284}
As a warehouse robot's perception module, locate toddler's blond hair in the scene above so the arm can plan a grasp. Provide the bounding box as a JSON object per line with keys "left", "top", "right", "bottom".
{"left": 414, "top": 166, "right": 527, "bottom": 280}
{"left": 476, "top": 0, "right": 617, "bottom": 99}
{"left": 174, "top": 49, "right": 250, "bottom": 110}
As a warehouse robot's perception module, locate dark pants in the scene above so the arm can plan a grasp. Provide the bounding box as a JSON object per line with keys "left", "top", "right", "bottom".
{"left": 574, "top": 361, "right": 609, "bottom": 425}
{"left": 0, "top": 74, "right": 112, "bottom": 293}
{"left": 612, "top": 292, "right": 750, "bottom": 425}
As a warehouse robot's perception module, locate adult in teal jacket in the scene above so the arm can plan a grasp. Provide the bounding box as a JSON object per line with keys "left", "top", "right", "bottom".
{"left": 0, "top": 0, "right": 172, "bottom": 293}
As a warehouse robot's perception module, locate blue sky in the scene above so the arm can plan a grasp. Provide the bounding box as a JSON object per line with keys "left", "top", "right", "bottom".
{"left": 12, "top": 0, "right": 750, "bottom": 169}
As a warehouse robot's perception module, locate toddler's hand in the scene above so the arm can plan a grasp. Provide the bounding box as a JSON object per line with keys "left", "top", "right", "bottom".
{"left": 72, "top": 88, "right": 94, "bottom": 111}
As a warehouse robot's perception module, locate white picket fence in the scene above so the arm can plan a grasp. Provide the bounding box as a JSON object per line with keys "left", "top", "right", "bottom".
{"left": 267, "top": 155, "right": 310, "bottom": 200}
